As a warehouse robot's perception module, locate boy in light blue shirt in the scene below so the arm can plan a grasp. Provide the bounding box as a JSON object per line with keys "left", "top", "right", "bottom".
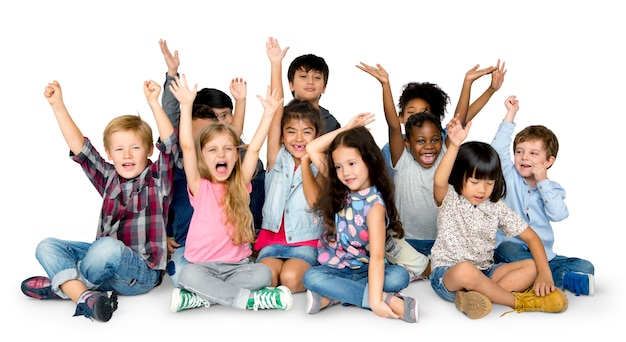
{"left": 492, "top": 95, "right": 595, "bottom": 296}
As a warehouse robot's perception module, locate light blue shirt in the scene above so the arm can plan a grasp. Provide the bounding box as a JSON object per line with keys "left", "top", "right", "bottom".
{"left": 261, "top": 146, "right": 324, "bottom": 243}
{"left": 492, "top": 121, "right": 569, "bottom": 260}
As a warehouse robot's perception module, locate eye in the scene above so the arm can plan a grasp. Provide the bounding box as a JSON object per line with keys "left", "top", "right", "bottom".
{"left": 416, "top": 139, "right": 425, "bottom": 145}
{"left": 431, "top": 138, "right": 441, "bottom": 144}
{"left": 334, "top": 165, "right": 342, "bottom": 170}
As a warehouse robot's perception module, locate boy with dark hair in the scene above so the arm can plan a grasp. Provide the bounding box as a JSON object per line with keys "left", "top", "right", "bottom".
{"left": 282, "top": 41, "right": 340, "bottom": 134}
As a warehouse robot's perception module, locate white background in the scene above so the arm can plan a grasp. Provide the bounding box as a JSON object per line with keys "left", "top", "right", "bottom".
{"left": 1, "top": 0, "right": 622, "bottom": 339}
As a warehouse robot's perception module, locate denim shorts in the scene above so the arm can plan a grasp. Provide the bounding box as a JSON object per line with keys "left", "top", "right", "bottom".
{"left": 256, "top": 244, "right": 318, "bottom": 266}
{"left": 430, "top": 263, "right": 504, "bottom": 302}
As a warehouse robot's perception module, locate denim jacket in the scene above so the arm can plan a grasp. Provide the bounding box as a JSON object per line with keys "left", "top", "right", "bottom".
{"left": 262, "top": 146, "right": 324, "bottom": 243}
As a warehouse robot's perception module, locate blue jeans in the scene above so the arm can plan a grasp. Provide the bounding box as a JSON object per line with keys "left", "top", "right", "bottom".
{"left": 35, "top": 237, "right": 161, "bottom": 299}
{"left": 494, "top": 241, "right": 595, "bottom": 289}
{"left": 166, "top": 246, "right": 189, "bottom": 288}
{"left": 256, "top": 244, "right": 318, "bottom": 266}
{"left": 430, "top": 264, "right": 503, "bottom": 302}
{"left": 303, "top": 264, "right": 409, "bottom": 309}
{"left": 406, "top": 238, "right": 435, "bottom": 256}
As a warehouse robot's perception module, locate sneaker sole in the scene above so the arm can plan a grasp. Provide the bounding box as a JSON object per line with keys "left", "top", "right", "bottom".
{"left": 277, "top": 285, "right": 294, "bottom": 311}
{"left": 170, "top": 288, "right": 182, "bottom": 313}
{"left": 455, "top": 291, "right": 492, "bottom": 319}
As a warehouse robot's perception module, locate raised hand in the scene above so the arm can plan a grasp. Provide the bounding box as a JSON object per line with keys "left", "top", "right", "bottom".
{"left": 43, "top": 80, "right": 63, "bottom": 106}
{"left": 346, "top": 112, "right": 376, "bottom": 130}
{"left": 490, "top": 59, "right": 507, "bottom": 92}
{"left": 504, "top": 95, "right": 519, "bottom": 112}
{"left": 257, "top": 86, "right": 283, "bottom": 115}
{"left": 266, "top": 37, "right": 289, "bottom": 63}
{"left": 143, "top": 80, "right": 162, "bottom": 103}
{"left": 159, "top": 39, "right": 180, "bottom": 76}
{"left": 356, "top": 62, "right": 389, "bottom": 84}
{"left": 169, "top": 74, "right": 197, "bottom": 106}
{"left": 230, "top": 77, "right": 247, "bottom": 102}
{"left": 464, "top": 63, "right": 496, "bottom": 84}
{"left": 446, "top": 114, "right": 471, "bottom": 147}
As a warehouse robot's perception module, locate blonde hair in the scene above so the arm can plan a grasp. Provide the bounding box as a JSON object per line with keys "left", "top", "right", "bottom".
{"left": 195, "top": 122, "right": 254, "bottom": 245}
{"left": 103, "top": 115, "right": 153, "bottom": 150}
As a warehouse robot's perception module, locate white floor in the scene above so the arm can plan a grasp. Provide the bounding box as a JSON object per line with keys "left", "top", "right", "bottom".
{"left": 9, "top": 267, "right": 615, "bottom": 341}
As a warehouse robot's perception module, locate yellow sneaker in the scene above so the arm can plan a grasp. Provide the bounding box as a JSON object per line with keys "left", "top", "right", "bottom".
{"left": 510, "top": 288, "right": 568, "bottom": 315}
{"left": 454, "top": 290, "right": 492, "bottom": 319}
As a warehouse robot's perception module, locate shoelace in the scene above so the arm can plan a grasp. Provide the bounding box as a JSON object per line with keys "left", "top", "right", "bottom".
{"left": 182, "top": 292, "right": 210, "bottom": 309}
{"left": 500, "top": 290, "right": 534, "bottom": 317}
{"left": 252, "top": 290, "right": 281, "bottom": 311}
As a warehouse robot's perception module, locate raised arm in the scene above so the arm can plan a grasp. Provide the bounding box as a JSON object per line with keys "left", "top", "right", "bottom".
{"left": 159, "top": 39, "right": 182, "bottom": 127}
{"left": 356, "top": 62, "right": 404, "bottom": 166}
{"left": 306, "top": 112, "right": 376, "bottom": 178}
{"left": 266, "top": 37, "right": 290, "bottom": 171}
{"left": 241, "top": 86, "right": 283, "bottom": 185}
{"left": 452, "top": 62, "right": 496, "bottom": 127}
{"left": 229, "top": 77, "right": 247, "bottom": 138}
{"left": 466, "top": 59, "right": 507, "bottom": 122}
{"left": 169, "top": 75, "right": 199, "bottom": 194}
{"left": 43, "top": 80, "right": 85, "bottom": 155}
{"left": 144, "top": 80, "right": 175, "bottom": 141}
{"left": 433, "top": 115, "right": 471, "bottom": 205}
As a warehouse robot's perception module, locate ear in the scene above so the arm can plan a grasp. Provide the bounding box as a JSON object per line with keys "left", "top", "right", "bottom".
{"left": 147, "top": 145, "right": 154, "bottom": 158}
{"left": 544, "top": 155, "right": 556, "bottom": 169}
{"left": 404, "top": 136, "right": 411, "bottom": 150}
{"left": 104, "top": 148, "right": 112, "bottom": 161}
{"left": 289, "top": 81, "right": 295, "bottom": 93}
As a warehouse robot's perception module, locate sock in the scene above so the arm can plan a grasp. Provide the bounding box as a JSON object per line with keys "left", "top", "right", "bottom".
{"left": 78, "top": 290, "right": 96, "bottom": 304}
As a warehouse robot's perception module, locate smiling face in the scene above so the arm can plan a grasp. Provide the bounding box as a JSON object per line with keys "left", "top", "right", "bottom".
{"left": 200, "top": 131, "right": 239, "bottom": 183}
{"left": 289, "top": 68, "right": 326, "bottom": 104}
{"left": 282, "top": 118, "right": 317, "bottom": 166}
{"left": 514, "top": 139, "right": 554, "bottom": 181}
{"left": 332, "top": 145, "right": 371, "bottom": 192}
{"left": 462, "top": 175, "right": 495, "bottom": 206}
{"left": 405, "top": 120, "right": 443, "bottom": 169}
{"left": 105, "top": 130, "right": 153, "bottom": 179}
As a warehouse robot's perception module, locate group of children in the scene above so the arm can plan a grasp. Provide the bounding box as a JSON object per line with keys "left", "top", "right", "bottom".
{"left": 20, "top": 37, "right": 594, "bottom": 324}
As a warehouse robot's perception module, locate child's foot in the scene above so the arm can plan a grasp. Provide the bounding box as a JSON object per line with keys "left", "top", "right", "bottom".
{"left": 510, "top": 288, "right": 568, "bottom": 314}
{"left": 21, "top": 276, "right": 61, "bottom": 300}
{"left": 248, "top": 286, "right": 293, "bottom": 311}
{"left": 304, "top": 290, "right": 337, "bottom": 314}
{"left": 170, "top": 288, "right": 210, "bottom": 313}
{"left": 454, "top": 290, "right": 492, "bottom": 319}
{"left": 563, "top": 271, "right": 595, "bottom": 296}
{"left": 73, "top": 290, "right": 118, "bottom": 322}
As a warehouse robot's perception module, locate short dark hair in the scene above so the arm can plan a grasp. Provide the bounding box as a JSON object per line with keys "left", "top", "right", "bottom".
{"left": 287, "top": 54, "right": 329, "bottom": 93}
{"left": 195, "top": 88, "right": 233, "bottom": 110}
{"left": 449, "top": 141, "right": 506, "bottom": 202}
{"left": 398, "top": 82, "right": 450, "bottom": 120}
{"left": 404, "top": 111, "right": 443, "bottom": 136}
{"left": 282, "top": 99, "right": 323, "bottom": 137}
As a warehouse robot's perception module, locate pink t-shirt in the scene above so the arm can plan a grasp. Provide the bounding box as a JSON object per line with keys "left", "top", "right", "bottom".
{"left": 184, "top": 178, "right": 252, "bottom": 263}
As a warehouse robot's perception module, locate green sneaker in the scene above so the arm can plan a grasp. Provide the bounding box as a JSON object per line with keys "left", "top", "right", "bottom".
{"left": 248, "top": 286, "right": 293, "bottom": 311}
{"left": 170, "top": 288, "right": 210, "bottom": 313}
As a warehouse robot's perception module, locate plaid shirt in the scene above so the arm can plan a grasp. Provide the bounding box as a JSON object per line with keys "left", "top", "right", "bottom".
{"left": 72, "top": 133, "right": 179, "bottom": 270}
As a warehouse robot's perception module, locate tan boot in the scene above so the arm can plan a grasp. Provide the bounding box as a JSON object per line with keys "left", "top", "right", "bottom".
{"left": 506, "top": 288, "right": 568, "bottom": 316}
{"left": 454, "top": 290, "right": 492, "bottom": 319}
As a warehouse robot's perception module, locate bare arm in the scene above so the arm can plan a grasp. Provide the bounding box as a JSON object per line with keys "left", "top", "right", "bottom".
{"left": 466, "top": 60, "right": 507, "bottom": 122}
{"left": 517, "top": 226, "right": 556, "bottom": 296}
{"left": 300, "top": 154, "right": 325, "bottom": 208}
{"left": 144, "top": 80, "right": 174, "bottom": 142}
{"left": 229, "top": 77, "right": 247, "bottom": 137}
{"left": 43, "top": 80, "right": 85, "bottom": 155}
{"left": 356, "top": 62, "right": 404, "bottom": 166}
{"left": 306, "top": 113, "right": 375, "bottom": 178}
{"left": 367, "top": 203, "right": 398, "bottom": 319}
{"left": 241, "top": 87, "right": 283, "bottom": 185}
{"left": 452, "top": 63, "right": 496, "bottom": 126}
{"left": 434, "top": 115, "right": 471, "bottom": 205}
{"left": 266, "top": 37, "right": 289, "bottom": 171}
{"left": 169, "top": 75, "right": 199, "bottom": 195}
